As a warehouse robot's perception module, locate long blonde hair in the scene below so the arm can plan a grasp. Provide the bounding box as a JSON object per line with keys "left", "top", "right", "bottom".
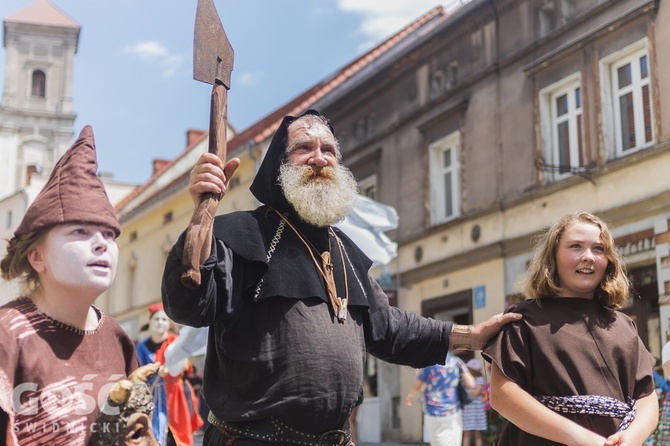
{"left": 523, "top": 212, "right": 630, "bottom": 309}
{"left": 1, "top": 229, "right": 48, "bottom": 293}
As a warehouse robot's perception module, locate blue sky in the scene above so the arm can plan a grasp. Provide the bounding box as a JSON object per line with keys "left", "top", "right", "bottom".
{"left": 1, "top": 1, "right": 444, "bottom": 183}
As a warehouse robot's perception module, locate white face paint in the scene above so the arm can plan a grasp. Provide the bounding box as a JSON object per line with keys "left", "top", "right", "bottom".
{"left": 36, "top": 223, "right": 119, "bottom": 296}
{"left": 149, "top": 310, "right": 170, "bottom": 336}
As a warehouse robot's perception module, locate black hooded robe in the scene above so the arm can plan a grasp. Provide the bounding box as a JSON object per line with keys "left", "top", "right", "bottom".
{"left": 161, "top": 110, "right": 452, "bottom": 434}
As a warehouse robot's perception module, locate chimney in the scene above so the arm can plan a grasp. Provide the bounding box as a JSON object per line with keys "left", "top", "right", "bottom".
{"left": 187, "top": 129, "right": 207, "bottom": 147}
{"left": 152, "top": 159, "right": 171, "bottom": 175}
{"left": 25, "top": 165, "right": 39, "bottom": 185}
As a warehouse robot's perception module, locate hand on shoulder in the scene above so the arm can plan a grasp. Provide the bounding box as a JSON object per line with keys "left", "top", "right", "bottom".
{"left": 450, "top": 312, "right": 522, "bottom": 351}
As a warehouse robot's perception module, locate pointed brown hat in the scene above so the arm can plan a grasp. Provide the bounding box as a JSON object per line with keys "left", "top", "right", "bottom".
{"left": 14, "top": 125, "right": 121, "bottom": 237}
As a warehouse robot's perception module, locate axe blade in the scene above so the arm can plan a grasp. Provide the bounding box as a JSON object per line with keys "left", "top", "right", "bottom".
{"left": 194, "top": 0, "right": 234, "bottom": 88}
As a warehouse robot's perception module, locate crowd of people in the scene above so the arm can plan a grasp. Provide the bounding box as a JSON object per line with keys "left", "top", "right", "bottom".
{"left": 0, "top": 111, "right": 665, "bottom": 446}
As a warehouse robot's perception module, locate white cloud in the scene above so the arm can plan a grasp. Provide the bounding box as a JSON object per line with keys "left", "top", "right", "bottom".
{"left": 125, "top": 41, "right": 168, "bottom": 59}
{"left": 124, "top": 41, "right": 186, "bottom": 78}
{"left": 237, "top": 71, "right": 263, "bottom": 87}
{"left": 337, "top": 0, "right": 445, "bottom": 45}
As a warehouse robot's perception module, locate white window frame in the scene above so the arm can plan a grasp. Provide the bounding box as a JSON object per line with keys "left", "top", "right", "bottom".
{"left": 600, "top": 39, "right": 654, "bottom": 159}
{"left": 539, "top": 73, "right": 583, "bottom": 180}
{"left": 358, "top": 175, "right": 377, "bottom": 200}
{"left": 429, "top": 132, "right": 461, "bottom": 225}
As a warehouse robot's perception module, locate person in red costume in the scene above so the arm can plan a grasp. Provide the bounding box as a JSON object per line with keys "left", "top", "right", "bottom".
{"left": 136, "top": 304, "right": 203, "bottom": 446}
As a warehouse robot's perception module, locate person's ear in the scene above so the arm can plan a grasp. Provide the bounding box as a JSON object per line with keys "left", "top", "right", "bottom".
{"left": 27, "top": 246, "right": 46, "bottom": 273}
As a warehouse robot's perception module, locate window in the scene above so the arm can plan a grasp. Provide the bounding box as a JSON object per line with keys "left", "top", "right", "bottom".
{"left": 471, "top": 30, "right": 483, "bottom": 62}
{"left": 31, "top": 70, "right": 46, "bottom": 98}
{"left": 539, "top": 1, "right": 556, "bottom": 36}
{"left": 358, "top": 175, "right": 377, "bottom": 200}
{"left": 353, "top": 114, "right": 375, "bottom": 141}
{"left": 539, "top": 74, "right": 584, "bottom": 178}
{"left": 429, "top": 132, "right": 460, "bottom": 224}
{"left": 612, "top": 50, "right": 653, "bottom": 154}
{"left": 539, "top": 0, "right": 576, "bottom": 35}
{"left": 561, "top": 0, "right": 577, "bottom": 22}
{"left": 601, "top": 40, "right": 654, "bottom": 157}
{"left": 445, "top": 62, "right": 458, "bottom": 90}
{"left": 430, "top": 70, "right": 445, "bottom": 96}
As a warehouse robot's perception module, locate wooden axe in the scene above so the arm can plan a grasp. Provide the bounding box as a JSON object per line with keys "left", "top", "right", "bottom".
{"left": 181, "top": 0, "right": 234, "bottom": 288}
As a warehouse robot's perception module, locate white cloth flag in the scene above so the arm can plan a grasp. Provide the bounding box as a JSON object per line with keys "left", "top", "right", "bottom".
{"left": 164, "top": 325, "right": 209, "bottom": 376}
{"left": 334, "top": 194, "right": 399, "bottom": 268}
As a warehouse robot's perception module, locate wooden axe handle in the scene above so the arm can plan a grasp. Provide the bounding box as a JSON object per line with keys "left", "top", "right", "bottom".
{"left": 181, "top": 81, "right": 228, "bottom": 288}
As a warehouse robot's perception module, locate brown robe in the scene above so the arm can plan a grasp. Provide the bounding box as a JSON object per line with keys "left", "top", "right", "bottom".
{"left": 483, "top": 297, "right": 655, "bottom": 445}
{"left": 0, "top": 297, "right": 138, "bottom": 445}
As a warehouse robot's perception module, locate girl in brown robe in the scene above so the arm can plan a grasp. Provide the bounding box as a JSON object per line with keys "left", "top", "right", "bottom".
{"left": 484, "top": 212, "right": 657, "bottom": 445}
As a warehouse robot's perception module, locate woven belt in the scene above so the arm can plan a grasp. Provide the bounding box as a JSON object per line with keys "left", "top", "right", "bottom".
{"left": 536, "top": 395, "right": 636, "bottom": 432}
{"left": 208, "top": 412, "right": 352, "bottom": 446}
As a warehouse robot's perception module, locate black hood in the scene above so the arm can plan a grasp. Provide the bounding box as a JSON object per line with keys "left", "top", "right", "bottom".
{"left": 249, "top": 109, "right": 335, "bottom": 213}
{"left": 212, "top": 110, "right": 374, "bottom": 314}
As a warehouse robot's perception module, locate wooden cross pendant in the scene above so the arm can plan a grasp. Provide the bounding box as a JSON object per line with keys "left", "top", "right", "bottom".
{"left": 321, "top": 251, "right": 347, "bottom": 322}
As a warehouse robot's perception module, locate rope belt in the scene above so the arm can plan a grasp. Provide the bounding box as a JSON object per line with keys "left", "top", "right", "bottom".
{"left": 207, "top": 412, "right": 352, "bottom": 446}
{"left": 536, "top": 395, "right": 636, "bottom": 432}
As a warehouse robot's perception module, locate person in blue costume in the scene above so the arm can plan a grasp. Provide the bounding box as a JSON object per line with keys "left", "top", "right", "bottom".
{"left": 136, "top": 304, "right": 171, "bottom": 445}
{"left": 136, "top": 304, "right": 203, "bottom": 446}
{"left": 406, "top": 354, "right": 475, "bottom": 446}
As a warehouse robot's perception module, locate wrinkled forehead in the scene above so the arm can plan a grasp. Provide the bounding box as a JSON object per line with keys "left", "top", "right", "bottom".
{"left": 287, "top": 116, "right": 334, "bottom": 142}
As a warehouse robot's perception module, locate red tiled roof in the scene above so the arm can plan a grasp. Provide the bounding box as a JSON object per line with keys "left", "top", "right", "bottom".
{"left": 5, "top": 0, "right": 79, "bottom": 29}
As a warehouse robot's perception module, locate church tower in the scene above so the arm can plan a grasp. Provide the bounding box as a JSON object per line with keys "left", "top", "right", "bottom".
{"left": 0, "top": 0, "right": 79, "bottom": 200}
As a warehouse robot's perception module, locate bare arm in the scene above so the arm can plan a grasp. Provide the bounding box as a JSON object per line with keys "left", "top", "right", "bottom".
{"left": 461, "top": 370, "right": 475, "bottom": 390}
{"left": 603, "top": 391, "right": 658, "bottom": 446}
{"left": 449, "top": 312, "right": 522, "bottom": 351}
{"left": 406, "top": 379, "right": 424, "bottom": 407}
{"left": 469, "top": 381, "right": 483, "bottom": 397}
{"left": 490, "top": 362, "right": 607, "bottom": 446}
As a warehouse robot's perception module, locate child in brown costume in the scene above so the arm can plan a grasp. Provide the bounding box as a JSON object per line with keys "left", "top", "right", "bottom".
{"left": 484, "top": 212, "right": 657, "bottom": 445}
{"left": 0, "top": 126, "right": 138, "bottom": 445}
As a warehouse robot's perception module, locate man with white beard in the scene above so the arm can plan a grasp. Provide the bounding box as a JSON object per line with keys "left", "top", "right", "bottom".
{"left": 161, "top": 110, "right": 520, "bottom": 446}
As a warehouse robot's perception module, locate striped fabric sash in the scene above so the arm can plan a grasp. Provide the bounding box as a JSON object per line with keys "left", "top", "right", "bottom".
{"left": 536, "top": 395, "right": 636, "bottom": 432}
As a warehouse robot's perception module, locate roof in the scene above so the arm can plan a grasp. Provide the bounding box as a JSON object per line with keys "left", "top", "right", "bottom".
{"left": 4, "top": 0, "right": 79, "bottom": 29}
{"left": 115, "top": 5, "right": 450, "bottom": 218}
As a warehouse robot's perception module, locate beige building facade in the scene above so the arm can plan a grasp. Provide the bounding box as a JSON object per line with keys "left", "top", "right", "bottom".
{"left": 309, "top": 0, "right": 670, "bottom": 441}
{"left": 104, "top": 0, "right": 670, "bottom": 442}
{"left": 3, "top": 0, "right": 669, "bottom": 442}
